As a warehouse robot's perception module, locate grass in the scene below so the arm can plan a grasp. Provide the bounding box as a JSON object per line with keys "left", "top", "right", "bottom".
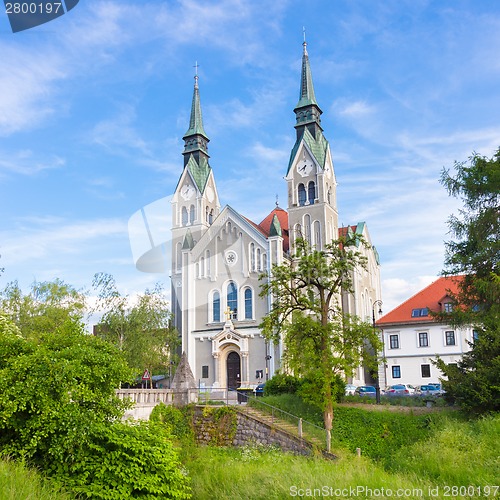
{"left": 0, "top": 458, "right": 70, "bottom": 500}
{"left": 184, "top": 444, "right": 435, "bottom": 500}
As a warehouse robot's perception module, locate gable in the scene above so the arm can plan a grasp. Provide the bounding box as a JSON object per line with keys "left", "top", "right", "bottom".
{"left": 190, "top": 205, "right": 268, "bottom": 260}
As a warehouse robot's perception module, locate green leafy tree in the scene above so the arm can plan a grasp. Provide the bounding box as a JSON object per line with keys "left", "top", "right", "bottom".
{"left": 0, "top": 279, "right": 86, "bottom": 340}
{"left": 260, "top": 236, "right": 381, "bottom": 452}
{"left": 435, "top": 148, "right": 500, "bottom": 414}
{"left": 93, "top": 273, "right": 179, "bottom": 380}
{"left": 0, "top": 314, "right": 132, "bottom": 463}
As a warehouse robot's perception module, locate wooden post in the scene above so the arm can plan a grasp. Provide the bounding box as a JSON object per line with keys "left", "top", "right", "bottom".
{"left": 298, "top": 418, "right": 303, "bottom": 438}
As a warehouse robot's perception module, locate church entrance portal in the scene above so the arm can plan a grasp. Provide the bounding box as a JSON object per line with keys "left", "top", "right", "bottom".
{"left": 226, "top": 351, "right": 241, "bottom": 389}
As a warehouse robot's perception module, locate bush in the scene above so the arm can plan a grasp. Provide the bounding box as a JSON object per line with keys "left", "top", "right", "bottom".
{"left": 298, "top": 372, "right": 345, "bottom": 407}
{"left": 150, "top": 403, "right": 195, "bottom": 442}
{"left": 264, "top": 372, "right": 301, "bottom": 396}
{"left": 48, "top": 421, "right": 191, "bottom": 499}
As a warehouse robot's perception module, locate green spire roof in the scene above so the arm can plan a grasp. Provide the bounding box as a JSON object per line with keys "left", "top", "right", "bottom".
{"left": 295, "top": 41, "right": 318, "bottom": 110}
{"left": 183, "top": 75, "right": 208, "bottom": 140}
{"left": 186, "top": 154, "right": 211, "bottom": 193}
{"left": 269, "top": 214, "right": 282, "bottom": 237}
{"left": 182, "top": 229, "right": 194, "bottom": 250}
{"left": 287, "top": 127, "right": 329, "bottom": 174}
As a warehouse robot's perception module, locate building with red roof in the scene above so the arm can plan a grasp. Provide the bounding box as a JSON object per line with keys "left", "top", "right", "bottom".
{"left": 376, "top": 276, "right": 476, "bottom": 387}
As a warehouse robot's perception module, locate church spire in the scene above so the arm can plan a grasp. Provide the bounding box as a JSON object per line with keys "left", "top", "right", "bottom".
{"left": 293, "top": 35, "right": 323, "bottom": 140}
{"left": 183, "top": 66, "right": 210, "bottom": 167}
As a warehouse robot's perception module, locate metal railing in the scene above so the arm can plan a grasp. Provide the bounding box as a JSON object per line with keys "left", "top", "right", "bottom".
{"left": 196, "top": 386, "right": 326, "bottom": 449}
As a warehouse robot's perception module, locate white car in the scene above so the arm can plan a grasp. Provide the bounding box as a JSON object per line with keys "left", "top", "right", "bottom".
{"left": 386, "top": 384, "right": 416, "bottom": 395}
{"left": 345, "top": 384, "right": 357, "bottom": 396}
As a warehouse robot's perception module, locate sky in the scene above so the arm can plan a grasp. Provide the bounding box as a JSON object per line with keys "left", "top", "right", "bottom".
{"left": 0, "top": 0, "right": 499, "bottom": 323}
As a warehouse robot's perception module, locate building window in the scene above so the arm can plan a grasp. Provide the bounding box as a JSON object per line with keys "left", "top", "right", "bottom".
{"left": 418, "top": 332, "right": 429, "bottom": 347}
{"left": 392, "top": 366, "right": 401, "bottom": 379}
{"left": 473, "top": 330, "right": 479, "bottom": 342}
{"left": 256, "top": 248, "right": 262, "bottom": 272}
{"left": 298, "top": 184, "right": 306, "bottom": 206}
{"left": 250, "top": 243, "right": 255, "bottom": 272}
{"left": 244, "top": 288, "right": 253, "bottom": 319}
{"left": 443, "top": 302, "right": 453, "bottom": 313}
{"left": 202, "top": 366, "right": 209, "bottom": 378}
{"left": 304, "top": 214, "right": 311, "bottom": 245}
{"left": 227, "top": 282, "right": 238, "bottom": 318}
{"left": 206, "top": 250, "right": 211, "bottom": 276}
{"left": 389, "top": 334, "right": 399, "bottom": 349}
{"left": 181, "top": 207, "right": 188, "bottom": 226}
{"left": 313, "top": 220, "right": 321, "bottom": 249}
{"left": 411, "top": 308, "right": 428, "bottom": 317}
{"left": 445, "top": 330, "right": 456, "bottom": 346}
{"left": 308, "top": 181, "right": 316, "bottom": 205}
{"left": 189, "top": 204, "right": 195, "bottom": 225}
{"left": 208, "top": 209, "right": 213, "bottom": 224}
{"left": 212, "top": 292, "right": 220, "bottom": 322}
{"left": 421, "top": 364, "right": 431, "bottom": 378}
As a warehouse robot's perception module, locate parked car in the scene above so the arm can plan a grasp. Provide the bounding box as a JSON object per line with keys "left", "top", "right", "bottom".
{"left": 345, "top": 384, "right": 357, "bottom": 396}
{"left": 355, "top": 385, "right": 376, "bottom": 397}
{"left": 253, "top": 383, "right": 265, "bottom": 397}
{"left": 417, "top": 384, "right": 442, "bottom": 396}
{"left": 386, "top": 384, "right": 416, "bottom": 396}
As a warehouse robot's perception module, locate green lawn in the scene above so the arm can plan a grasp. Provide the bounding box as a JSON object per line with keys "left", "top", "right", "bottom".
{"left": 183, "top": 397, "right": 500, "bottom": 499}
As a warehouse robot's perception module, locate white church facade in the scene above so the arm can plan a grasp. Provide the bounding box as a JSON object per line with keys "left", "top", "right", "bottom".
{"left": 170, "top": 42, "right": 382, "bottom": 390}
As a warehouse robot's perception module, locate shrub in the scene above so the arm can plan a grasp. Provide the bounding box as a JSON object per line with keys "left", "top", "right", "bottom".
{"left": 48, "top": 421, "right": 191, "bottom": 499}
{"left": 150, "top": 403, "right": 195, "bottom": 442}
{"left": 264, "top": 372, "right": 301, "bottom": 396}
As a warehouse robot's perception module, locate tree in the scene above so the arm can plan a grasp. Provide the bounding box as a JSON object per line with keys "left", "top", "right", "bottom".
{"left": 260, "top": 236, "right": 381, "bottom": 452}
{"left": 434, "top": 148, "right": 500, "bottom": 413}
{"left": 0, "top": 279, "right": 86, "bottom": 340}
{"left": 0, "top": 314, "right": 132, "bottom": 463}
{"left": 92, "top": 273, "right": 179, "bottom": 381}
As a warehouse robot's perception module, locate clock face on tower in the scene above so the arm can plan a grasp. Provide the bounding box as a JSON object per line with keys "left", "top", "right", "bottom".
{"left": 297, "top": 159, "right": 313, "bottom": 177}
{"left": 180, "top": 183, "right": 195, "bottom": 201}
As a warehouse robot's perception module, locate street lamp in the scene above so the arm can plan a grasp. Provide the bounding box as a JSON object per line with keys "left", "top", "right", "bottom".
{"left": 372, "top": 300, "right": 383, "bottom": 404}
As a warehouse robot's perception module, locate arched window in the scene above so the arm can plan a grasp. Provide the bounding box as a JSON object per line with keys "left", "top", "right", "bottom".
{"left": 209, "top": 209, "right": 213, "bottom": 224}
{"left": 176, "top": 242, "right": 182, "bottom": 271}
{"left": 308, "top": 181, "right": 316, "bottom": 205}
{"left": 262, "top": 253, "right": 267, "bottom": 271}
{"left": 256, "top": 248, "right": 261, "bottom": 272}
{"left": 181, "top": 207, "right": 188, "bottom": 226}
{"left": 298, "top": 184, "right": 306, "bottom": 206}
{"left": 227, "top": 282, "right": 238, "bottom": 319}
{"left": 244, "top": 288, "right": 253, "bottom": 319}
{"left": 250, "top": 243, "right": 255, "bottom": 272}
{"left": 327, "top": 187, "right": 332, "bottom": 205}
{"left": 314, "top": 220, "right": 321, "bottom": 249}
{"left": 304, "top": 215, "right": 311, "bottom": 245}
{"left": 189, "top": 204, "right": 195, "bottom": 225}
{"left": 206, "top": 250, "right": 211, "bottom": 276}
{"left": 200, "top": 257, "right": 204, "bottom": 278}
{"left": 212, "top": 291, "right": 220, "bottom": 322}
{"left": 206, "top": 206, "right": 209, "bottom": 222}
{"left": 294, "top": 223, "right": 302, "bottom": 239}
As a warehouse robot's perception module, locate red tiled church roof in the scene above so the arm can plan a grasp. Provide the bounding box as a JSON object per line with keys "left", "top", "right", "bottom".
{"left": 377, "top": 276, "right": 463, "bottom": 326}
{"left": 246, "top": 207, "right": 290, "bottom": 253}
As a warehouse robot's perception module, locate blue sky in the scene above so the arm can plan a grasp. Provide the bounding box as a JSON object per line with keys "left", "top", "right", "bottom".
{"left": 0, "top": 0, "right": 499, "bottom": 320}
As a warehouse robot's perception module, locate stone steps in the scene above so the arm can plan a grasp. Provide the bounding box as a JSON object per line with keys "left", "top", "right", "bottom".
{"left": 239, "top": 405, "right": 324, "bottom": 449}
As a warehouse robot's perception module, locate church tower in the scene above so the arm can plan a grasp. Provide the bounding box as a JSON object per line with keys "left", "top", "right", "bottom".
{"left": 171, "top": 71, "right": 220, "bottom": 339}
{"left": 285, "top": 39, "right": 338, "bottom": 251}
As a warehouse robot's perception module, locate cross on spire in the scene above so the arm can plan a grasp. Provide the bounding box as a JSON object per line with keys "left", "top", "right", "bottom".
{"left": 193, "top": 61, "right": 199, "bottom": 88}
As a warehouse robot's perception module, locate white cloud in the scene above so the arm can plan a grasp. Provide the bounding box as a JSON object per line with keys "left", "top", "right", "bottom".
{"left": 0, "top": 150, "right": 65, "bottom": 176}
{"left": 0, "top": 217, "right": 128, "bottom": 266}
{"left": 0, "top": 46, "right": 67, "bottom": 135}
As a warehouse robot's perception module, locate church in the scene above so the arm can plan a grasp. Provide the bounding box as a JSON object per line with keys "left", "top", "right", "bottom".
{"left": 170, "top": 41, "right": 382, "bottom": 390}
